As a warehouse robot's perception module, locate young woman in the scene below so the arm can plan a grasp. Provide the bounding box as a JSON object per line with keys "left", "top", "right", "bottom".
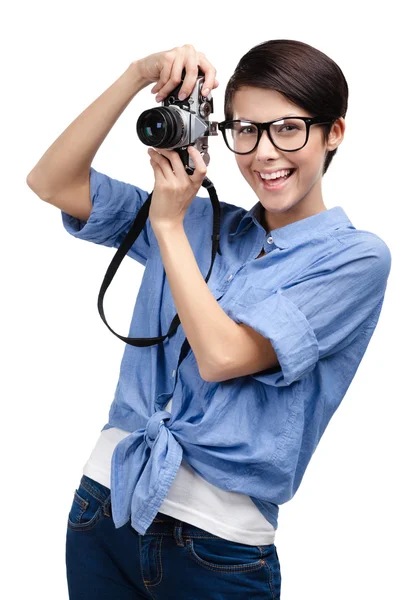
{"left": 27, "top": 40, "right": 391, "bottom": 599}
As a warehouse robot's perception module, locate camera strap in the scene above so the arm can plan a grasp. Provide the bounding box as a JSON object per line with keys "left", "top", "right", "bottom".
{"left": 97, "top": 176, "right": 222, "bottom": 366}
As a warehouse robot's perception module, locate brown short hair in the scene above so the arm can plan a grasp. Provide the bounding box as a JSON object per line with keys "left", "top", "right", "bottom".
{"left": 224, "top": 39, "right": 349, "bottom": 175}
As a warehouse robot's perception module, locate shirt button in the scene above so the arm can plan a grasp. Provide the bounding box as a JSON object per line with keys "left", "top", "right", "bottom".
{"left": 172, "top": 370, "right": 176, "bottom": 377}
{"left": 267, "top": 236, "right": 274, "bottom": 244}
{"left": 227, "top": 274, "right": 233, "bottom": 281}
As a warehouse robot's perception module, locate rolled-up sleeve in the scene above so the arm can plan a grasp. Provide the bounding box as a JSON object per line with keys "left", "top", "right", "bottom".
{"left": 61, "top": 167, "right": 152, "bottom": 266}
{"left": 226, "top": 236, "right": 392, "bottom": 387}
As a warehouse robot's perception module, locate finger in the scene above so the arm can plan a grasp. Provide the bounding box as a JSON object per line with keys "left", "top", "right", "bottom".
{"left": 149, "top": 147, "right": 185, "bottom": 180}
{"left": 151, "top": 79, "right": 165, "bottom": 95}
{"left": 177, "top": 48, "right": 201, "bottom": 100}
{"left": 156, "top": 45, "right": 198, "bottom": 102}
{"left": 202, "top": 79, "right": 219, "bottom": 97}
{"left": 152, "top": 60, "right": 174, "bottom": 101}
{"left": 197, "top": 53, "right": 218, "bottom": 97}
{"left": 149, "top": 158, "right": 167, "bottom": 182}
{"left": 154, "top": 75, "right": 218, "bottom": 98}
{"left": 187, "top": 146, "right": 207, "bottom": 182}
{"left": 152, "top": 49, "right": 218, "bottom": 100}
{"left": 154, "top": 148, "right": 187, "bottom": 178}
{"left": 149, "top": 147, "right": 174, "bottom": 173}
{"left": 148, "top": 150, "right": 168, "bottom": 181}
{"left": 154, "top": 51, "right": 187, "bottom": 101}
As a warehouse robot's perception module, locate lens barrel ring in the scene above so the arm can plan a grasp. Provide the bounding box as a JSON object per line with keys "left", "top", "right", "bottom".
{"left": 136, "top": 106, "right": 185, "bottom": 148}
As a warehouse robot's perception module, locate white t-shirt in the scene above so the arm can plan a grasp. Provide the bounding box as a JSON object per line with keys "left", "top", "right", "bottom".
{"left": 83, "top": 397, "right": 277, "bottom": 546}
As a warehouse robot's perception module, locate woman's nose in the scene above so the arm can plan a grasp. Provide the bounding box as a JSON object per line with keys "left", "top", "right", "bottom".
{"left": 255, "top": 130, "right": 282, "bottom": 162}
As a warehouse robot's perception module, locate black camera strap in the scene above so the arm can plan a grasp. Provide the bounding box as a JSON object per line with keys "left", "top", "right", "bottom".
{"left": 97, "top": 176, "right": 222, "bottom": 366}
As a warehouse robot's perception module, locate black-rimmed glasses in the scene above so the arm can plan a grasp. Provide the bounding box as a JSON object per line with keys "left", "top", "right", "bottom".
{"left": 217, "top": 116, "right": 337, "bottom": 154}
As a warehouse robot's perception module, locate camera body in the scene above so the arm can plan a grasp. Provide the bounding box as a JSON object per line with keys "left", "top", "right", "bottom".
{"left": 136, "top": 69, "right": 218, "bottom": 172}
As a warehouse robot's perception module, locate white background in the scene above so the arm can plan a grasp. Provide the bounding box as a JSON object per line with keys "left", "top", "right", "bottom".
{"left": 2, "top": 1, "right": 410, "bottom": 598}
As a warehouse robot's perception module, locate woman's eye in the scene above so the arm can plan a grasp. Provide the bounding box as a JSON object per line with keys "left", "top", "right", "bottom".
{"left": 239, "top": 127, "right": 254, "bottom": 134}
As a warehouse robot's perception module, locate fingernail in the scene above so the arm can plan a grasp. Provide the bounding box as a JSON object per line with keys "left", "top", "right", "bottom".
{"left": 178, "top": 92, "right": 186, "bottom": 101}
{"left": 155, "top": 95, "right": 164, "bottom": 102}
{"left": 202, "top": 87, "right": 210, "bottom": 96}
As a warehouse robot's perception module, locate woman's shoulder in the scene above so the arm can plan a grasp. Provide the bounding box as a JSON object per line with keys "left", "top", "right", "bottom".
{"left": 331, "top": 225, "right": 391, "bottom": 262}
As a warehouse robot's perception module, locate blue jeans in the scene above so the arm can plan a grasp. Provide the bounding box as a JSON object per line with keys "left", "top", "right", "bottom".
{"left": 66, "top": 474, "right": 282, "bottom": 599}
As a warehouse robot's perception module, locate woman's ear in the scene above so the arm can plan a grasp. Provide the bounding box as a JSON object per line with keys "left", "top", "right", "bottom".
{"left": 326, "top": 117, "right": 345, "bottom": 151}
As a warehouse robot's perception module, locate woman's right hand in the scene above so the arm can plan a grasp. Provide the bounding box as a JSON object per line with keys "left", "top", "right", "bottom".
{"left": 136, "top": 44, "right": 219, "bottom": 103}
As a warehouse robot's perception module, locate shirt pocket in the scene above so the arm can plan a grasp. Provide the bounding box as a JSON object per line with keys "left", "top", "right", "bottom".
{"left": 234, "top": 285, "right": 275, "bottom": 308}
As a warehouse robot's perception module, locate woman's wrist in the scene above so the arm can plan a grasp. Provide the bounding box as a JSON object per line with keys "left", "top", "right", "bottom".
{"left": 126, "top": 59, "right": 151, "bottom": 94}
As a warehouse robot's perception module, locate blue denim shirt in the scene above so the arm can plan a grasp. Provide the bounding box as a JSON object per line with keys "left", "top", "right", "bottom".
{"left": 62, "top": 167, "right": 392, "bottom": 535}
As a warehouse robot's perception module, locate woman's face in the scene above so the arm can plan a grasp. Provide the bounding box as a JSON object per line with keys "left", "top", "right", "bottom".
{"left": 231, "top": 87, "right": 345, "bottom": 231}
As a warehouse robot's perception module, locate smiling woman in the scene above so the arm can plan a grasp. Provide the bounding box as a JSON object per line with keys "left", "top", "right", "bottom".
{"left": 28, "top": 39, "right": 391, "bottom": 600}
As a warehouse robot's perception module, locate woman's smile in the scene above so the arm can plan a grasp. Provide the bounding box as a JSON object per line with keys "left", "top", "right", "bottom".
{"left": 255, "top": 168, "right": 296, "bottom": 191}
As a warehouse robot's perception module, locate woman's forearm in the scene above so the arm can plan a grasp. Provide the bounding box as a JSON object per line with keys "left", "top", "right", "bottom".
{"left": 26, "top": 60, "right": 149, "bottom": 198}
{"left": 153, "top": 222, "right": 240, "bottom": 381}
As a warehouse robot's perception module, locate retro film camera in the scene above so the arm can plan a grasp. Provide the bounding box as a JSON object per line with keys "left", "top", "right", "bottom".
{"left": 136, "top": 68, "right": 219, "bottom": 173}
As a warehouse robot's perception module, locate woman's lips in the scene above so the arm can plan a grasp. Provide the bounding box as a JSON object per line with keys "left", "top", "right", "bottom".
{"left": 256, "top": 169, "right": 295, "bottom": 191}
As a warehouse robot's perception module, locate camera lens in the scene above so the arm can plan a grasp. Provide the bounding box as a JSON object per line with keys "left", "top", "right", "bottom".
{"left": 136, "top": 107, "right": 184, "bottom": 148}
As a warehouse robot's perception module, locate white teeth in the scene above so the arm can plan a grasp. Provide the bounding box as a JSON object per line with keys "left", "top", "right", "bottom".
{"left": 259, "top": 169, "right": 292, "bottom": 180}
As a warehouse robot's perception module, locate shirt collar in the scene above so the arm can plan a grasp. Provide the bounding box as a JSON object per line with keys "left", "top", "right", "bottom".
{"left": 229, "top": 202, "right": 353, "bottom": 249}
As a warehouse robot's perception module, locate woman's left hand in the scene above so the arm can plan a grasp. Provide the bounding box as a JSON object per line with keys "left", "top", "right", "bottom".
{"left": 147, "top": 145, "right": 207, "bottom": 231}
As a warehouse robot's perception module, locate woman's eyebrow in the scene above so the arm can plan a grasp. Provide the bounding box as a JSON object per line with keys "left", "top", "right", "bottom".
{"left": 237, "top": 113, "right": 299, "bottom": 121}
